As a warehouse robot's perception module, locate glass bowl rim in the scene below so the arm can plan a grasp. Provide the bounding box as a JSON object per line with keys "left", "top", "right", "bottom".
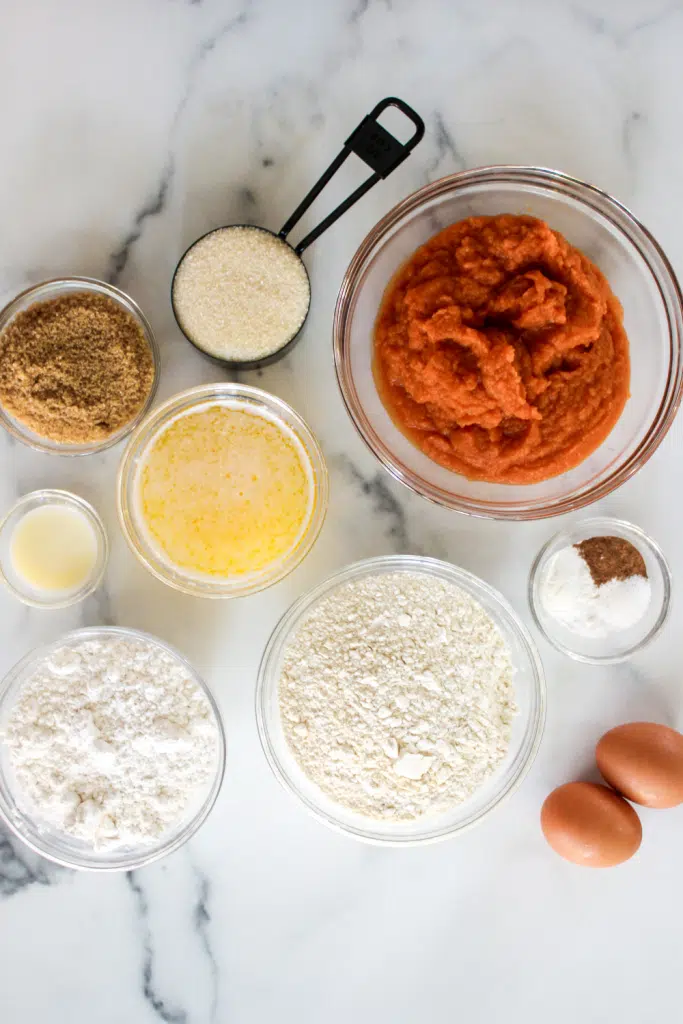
{"left": 0, "top": 276, "right": 160, "bottom": 456}
{"left": 528, "top": 515, "right": 672, "bottom": 664}
{"left": 0, "top": 488, "right": 109, "bottom": 609}
{"left": 0, "top": 625, "right": 227, "bottom": 871}
{"left": 255, "top": 553, "right": 547, "bottom": 846}
{"left": 117, "top": 382, "right": 329, "bottom": 598}
{"left": 333, "top": 164, "right": 683, "bottom": 521}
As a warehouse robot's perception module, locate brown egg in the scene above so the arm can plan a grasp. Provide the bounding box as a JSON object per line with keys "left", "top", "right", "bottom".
{"left": 596, "top": 722, "right": 683, "bottom": 809}
{"left": 541, "top": 782, "right": 642, "bottom": 867}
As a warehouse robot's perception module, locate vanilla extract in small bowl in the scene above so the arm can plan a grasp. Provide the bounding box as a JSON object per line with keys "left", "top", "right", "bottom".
{"left": 0, "top": 490, "right": 108, "bottom": 609}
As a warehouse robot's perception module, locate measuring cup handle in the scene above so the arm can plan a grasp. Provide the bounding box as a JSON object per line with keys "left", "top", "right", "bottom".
{"left": 279, "top": 97, "right": 425, "bottom": 255}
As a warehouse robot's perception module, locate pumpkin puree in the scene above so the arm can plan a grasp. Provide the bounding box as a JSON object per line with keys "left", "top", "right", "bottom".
{"left": 373, "top": 215, "right": 630, "bottom": 484}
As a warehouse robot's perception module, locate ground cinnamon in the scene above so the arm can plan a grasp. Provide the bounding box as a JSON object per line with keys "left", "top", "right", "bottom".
{"left": 575, "top": 536, "right": 647, "bottom": 587}
{"left": 0, "top": 292, "right": 154, "bottom": 443}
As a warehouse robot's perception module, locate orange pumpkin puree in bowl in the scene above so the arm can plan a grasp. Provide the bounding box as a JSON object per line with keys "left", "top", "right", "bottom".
{"left": 373, "top": 215, "right": 630, "bottom": 484}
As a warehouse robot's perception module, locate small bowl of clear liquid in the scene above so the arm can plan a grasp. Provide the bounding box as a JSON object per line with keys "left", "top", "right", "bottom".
{"left": 0, "top": 489, "right": 108, "bottom": 608}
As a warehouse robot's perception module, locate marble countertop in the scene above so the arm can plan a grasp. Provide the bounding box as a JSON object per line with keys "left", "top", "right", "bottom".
{"left": 2, "top": 1, "right": 683, "bottom": 1021}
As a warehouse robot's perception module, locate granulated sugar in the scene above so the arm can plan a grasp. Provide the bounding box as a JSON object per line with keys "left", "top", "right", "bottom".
{"left": 173, "top": 225, "right": 310, "bottom": 362}
{"left": 279, "top": 571, "right": 517, "bottom": 821}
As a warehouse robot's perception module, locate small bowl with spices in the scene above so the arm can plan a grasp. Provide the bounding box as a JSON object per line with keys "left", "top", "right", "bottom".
{"left": 0, "top": 278, "right": 159, "bottom": 455}
{"left": 529, "top": 517, "right": 671, "bottom": 663}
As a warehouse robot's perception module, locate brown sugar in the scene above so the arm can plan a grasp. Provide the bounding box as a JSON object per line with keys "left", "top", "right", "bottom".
{"left": 575, "top": 536, "right": 647, "bottom": 587}
{"left": 0, "top": 292, "right": 155, "bottom": 444}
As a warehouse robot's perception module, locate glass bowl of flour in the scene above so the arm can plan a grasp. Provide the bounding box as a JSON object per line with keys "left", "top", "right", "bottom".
{"left": 256, "top": 555, "right": 546, "bottom": 845}
{"left": 0, "top": 627, "right": 226, "bottom": 870}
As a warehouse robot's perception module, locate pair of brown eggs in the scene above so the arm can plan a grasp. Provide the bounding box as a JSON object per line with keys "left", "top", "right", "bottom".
{"left": 541, "top": 722, "right": 683, "bottom": 868}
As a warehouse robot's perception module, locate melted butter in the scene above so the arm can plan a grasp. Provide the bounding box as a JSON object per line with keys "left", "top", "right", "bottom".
{"left": 139, "top": 404, "right": 312, "bottom": 577}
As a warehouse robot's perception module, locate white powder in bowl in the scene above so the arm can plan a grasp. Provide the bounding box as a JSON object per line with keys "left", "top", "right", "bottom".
{"left": 279, "top": 571, "right": 517, "bottom": 821}
{"left": 2, "top": 634, "right": 221, "bottom": 849}
{"left": 539, "top": 545, "right": 652, "bottom": 638}
{"left": 173, "top": 225, "right": 311, "bottom": 362}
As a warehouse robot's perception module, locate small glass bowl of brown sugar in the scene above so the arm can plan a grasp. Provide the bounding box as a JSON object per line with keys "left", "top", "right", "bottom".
{"left": 529, "top": 517, "right": 671, "bottom": 663}
{"left": 0, "top": 278, "right": 160, "bottom": 455}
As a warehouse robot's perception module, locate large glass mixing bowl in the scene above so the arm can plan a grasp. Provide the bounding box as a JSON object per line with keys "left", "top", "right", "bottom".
{"left": 334, "top": 167, "right": 683, "bottom": 519}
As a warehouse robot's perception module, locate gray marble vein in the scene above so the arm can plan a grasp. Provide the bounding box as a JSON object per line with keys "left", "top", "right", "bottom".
{"left": 107, "top": 161, "right": 175, "bottom": 286}
{"left": 349, "top": 0, "right": 393, "bottom": 23}
{"left": 194, "top": 6, "right": 251, "bottom": 62}
{"left": 0, "top": 825, "right": 57, "bottom": 899}
{"left": 333, "top": 454, "right": 419, "bottom": 553}
{"left": 123, "top": 858, "right": 220, "bottom": 1024}
{"left": 622, "top": 109, "right": 645, "bottom": 167}
{"left": 570, "top": 5, "right": 611, "bottom": 37}
{"left": 126, "top": 870, "right": 189, "bottom": 1024}
{"left": 107, "top": 2, "right": 253, "bottom": 288}
{"left": 425, "top": 112, "right": 467, "bottom": 181}
{"left": 191, "top": 864, "right": 219, "bottom": 1022}
{"left": 571, "top": 1, "right": 682, "bottom": 46}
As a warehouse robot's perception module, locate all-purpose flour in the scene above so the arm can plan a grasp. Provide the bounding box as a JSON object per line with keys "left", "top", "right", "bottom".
{"left": 279, "top": 572, "right": 517, "bottom": 821}
{"left": 3, "top": 634, "right": 219, "bottom": 849}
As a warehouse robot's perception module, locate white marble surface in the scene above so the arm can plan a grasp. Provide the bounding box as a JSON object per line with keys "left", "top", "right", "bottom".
{"left": 1, "top": 1, "right": 683, "bottom": 1021}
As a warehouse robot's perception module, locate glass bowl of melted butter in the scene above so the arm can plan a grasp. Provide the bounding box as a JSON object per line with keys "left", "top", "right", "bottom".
{"left": 117, "top": 384, "right": 328, "bottom": 597}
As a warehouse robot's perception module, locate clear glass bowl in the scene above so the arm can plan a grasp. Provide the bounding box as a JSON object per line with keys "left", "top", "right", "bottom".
{"left": 334, "top": 166, "right": 683, "bottom": 520}
{"left": 256, "top": 555, "right": 546, "bottom": 845}
{"left": 0, "top": 626, "right": 226, "bottom": 871}
{"left": 117, "top": 383, "right": 329, "bottom": 598}
{"left": 0, "top": 489, "right": 108, "bottom": 608}
{"left": 0, "top": 277, "right": 160, "bottom": 455}
{"left": 529, "top": 517, "right": 671, "bottom": 664}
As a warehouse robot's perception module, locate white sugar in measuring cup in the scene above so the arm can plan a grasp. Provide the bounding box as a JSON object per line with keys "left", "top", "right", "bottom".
{"left": 171, "top": 98, "right": 425, "bottom": 370}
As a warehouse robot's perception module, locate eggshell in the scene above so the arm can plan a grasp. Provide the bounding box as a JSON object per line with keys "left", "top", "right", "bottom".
{"left": 596, "top": 722, "right": 683, "bottom": 809}
{"left": 541, "top": 782, "right": 642, "bottom": 867}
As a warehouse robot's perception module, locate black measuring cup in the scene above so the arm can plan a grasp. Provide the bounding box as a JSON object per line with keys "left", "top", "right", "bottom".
{"left": 171, "top": 97, "right": 425, "bottom": 370}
